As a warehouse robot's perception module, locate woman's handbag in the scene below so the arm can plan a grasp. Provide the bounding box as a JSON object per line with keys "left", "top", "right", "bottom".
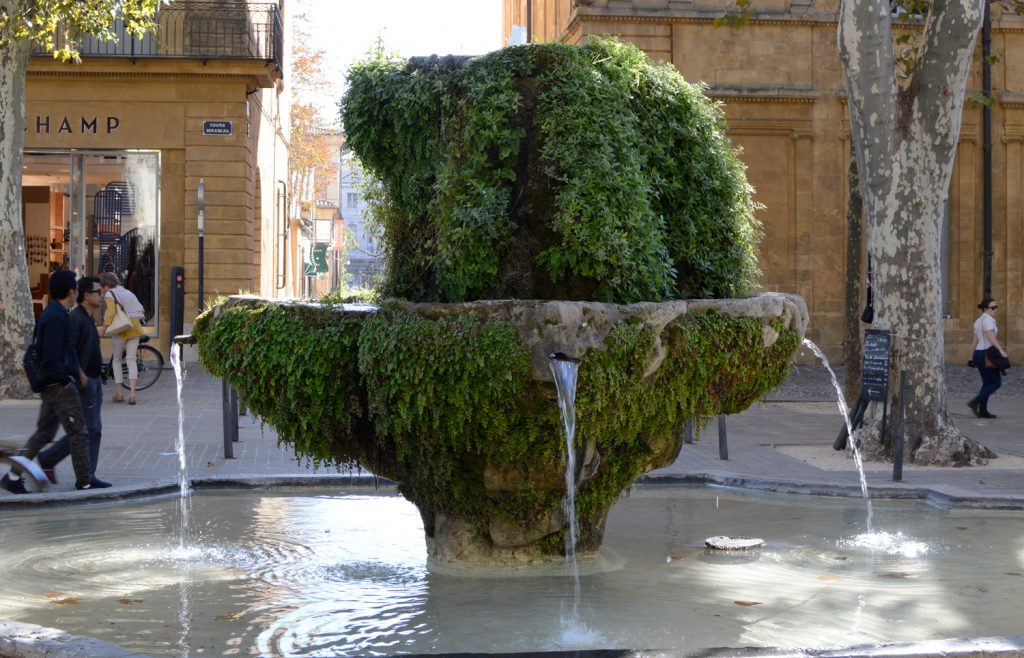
{"left": 985, "top": 345, "right": 1011, "bottom": 372}
{"left": 106, "top": 291, "right": 133, "bottom": 336}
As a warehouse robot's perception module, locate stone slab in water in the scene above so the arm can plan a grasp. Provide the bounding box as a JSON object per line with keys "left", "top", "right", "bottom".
{"left": 705, "top": 535, "right": 765, "bottom": 550}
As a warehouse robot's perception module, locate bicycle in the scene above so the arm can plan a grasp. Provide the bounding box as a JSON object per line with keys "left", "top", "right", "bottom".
{"left": 102, "top": 334, "right": 164, "bottom": 391}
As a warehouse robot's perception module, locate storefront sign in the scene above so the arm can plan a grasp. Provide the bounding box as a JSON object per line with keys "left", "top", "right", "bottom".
{"left": 203, "top": 120, "right": 233, "bottom": 136}
{"left": 27, "top": 115, "right": 120, "bottom": 134}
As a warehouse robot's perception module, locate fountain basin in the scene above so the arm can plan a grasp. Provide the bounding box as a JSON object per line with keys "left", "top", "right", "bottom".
{"left": 194, "top": 293, "right": 807, "bottom": 564}
{"left": 1, "top": 485, "right": 1023, "bottom": 656}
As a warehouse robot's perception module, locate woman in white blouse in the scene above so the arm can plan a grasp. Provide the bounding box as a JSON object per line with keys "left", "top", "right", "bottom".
{"left": 968, "top": 297, "right": 1008, "bottom": 419}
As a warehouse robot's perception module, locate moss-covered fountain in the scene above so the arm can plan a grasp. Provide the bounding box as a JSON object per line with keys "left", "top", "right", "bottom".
{"left": 193, "top": 39, "right": 807, "bottom": 565}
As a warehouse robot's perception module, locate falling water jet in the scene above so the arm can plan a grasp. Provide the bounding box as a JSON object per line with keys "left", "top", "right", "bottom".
{"left": 548, "top": 352, "right": 582, "bottom": 623}
{"left": 801, "top": 338, "right": 874, "bottom": 532}
{"left": 169, "top": 338, "right": 193, "bottom": 656}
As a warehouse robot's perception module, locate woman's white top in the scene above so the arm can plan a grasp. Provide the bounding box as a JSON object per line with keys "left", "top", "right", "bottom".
{"left": 974, "top": 313, "right": 997, "bottom": 350}
{"left": 107, "top": 285, "right": 146, "bottom": 319}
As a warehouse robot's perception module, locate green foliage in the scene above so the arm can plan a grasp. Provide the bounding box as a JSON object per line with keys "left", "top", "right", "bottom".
{"left": 341, "top": 38, "right": 761, "bottom": 304}
{"left": 321, "top": 286, "right": 380, "bottom": 306}
{"left": 195, "top": 300, "right": 797, "bottom": 556}
{"left": 196, "top": 302, "right": 366, "bottom": 469}
{"left": 0, "top": 1, "right": 161, "bottom": 61}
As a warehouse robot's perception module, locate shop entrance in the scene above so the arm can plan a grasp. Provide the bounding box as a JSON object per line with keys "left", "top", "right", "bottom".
{"left": 22, "top": 151, "right": 159, "bottom": 328}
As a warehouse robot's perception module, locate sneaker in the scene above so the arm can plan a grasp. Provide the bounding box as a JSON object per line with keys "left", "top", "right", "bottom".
{"left": 1, "top": 474, "right": 29, "bottom": 495}
{"left": 967, "top": 399, "right": 980, "bottom": 417}
{"left": 75, "top": 482, "right": 92, "bottom": 490}
{"left": 979, "top": 411, "right": 997, "bottom": 419}
{"left": 88, "top": 477, "right": 112, "bottom": 489}
{"left": 42, "top": 468, "right": 57, "bottom": 485}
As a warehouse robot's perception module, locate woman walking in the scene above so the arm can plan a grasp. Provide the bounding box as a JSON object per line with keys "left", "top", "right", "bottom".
{"left": 100, "top": 272, "right": 147, "bottom": 405}
{"left": 968, "top": 297, "right": 1009, "bottom": 419}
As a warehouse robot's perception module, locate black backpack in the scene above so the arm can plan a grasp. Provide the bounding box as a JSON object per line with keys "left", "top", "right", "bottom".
{"left": 22, "top": 327, "right": 46, "bottom": 393}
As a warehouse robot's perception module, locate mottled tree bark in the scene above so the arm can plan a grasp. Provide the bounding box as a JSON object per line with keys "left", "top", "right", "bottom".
{"left": 839, "top": 0, "right": 991, "bottom": 464}
{"left": 0, "top": 35, "right": 34, "bottom": 399}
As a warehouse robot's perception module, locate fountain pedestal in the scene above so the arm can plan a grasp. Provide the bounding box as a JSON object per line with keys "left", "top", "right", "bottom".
{"left": 195, "top": 293, "right": 807, "bottom": 565}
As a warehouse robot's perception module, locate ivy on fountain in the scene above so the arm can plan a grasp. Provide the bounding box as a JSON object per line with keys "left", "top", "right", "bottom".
{"left": 196, "top": 299, "right": 798, "bottom": 556}
{"left": 342, "top": 37, "right": 760, "bottom": 304}
{"left": 195, "top": 303, "right": 368, "bottom": 470}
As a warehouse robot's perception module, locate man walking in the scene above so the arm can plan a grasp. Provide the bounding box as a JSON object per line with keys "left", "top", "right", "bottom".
{"left": 36, "top": 277, "right": 112, "bottom": 488}
{"left": 2, "top": 270, "right": 93, "bottom": 493}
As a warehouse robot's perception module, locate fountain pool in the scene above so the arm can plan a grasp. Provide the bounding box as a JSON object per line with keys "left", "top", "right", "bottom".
{"left": 1, "top": 485, "right": 1022, "bottom": 656}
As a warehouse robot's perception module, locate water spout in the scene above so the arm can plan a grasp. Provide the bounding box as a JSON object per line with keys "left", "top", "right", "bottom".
{"left": 548, "top": 352, "right": 581, "bottom": 619}
{"left": 802, "top": 338, "right": 874, "bottom": 532}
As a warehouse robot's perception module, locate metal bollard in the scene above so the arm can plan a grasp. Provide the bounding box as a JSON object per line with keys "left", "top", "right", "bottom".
{"left": 221, "top": 379, "right": 239, "bottom": 459}
{"left": 684, "top": 419, "right": 694, "bottom": 444}
{"left": 718, "top": 415, "right": 728, "bottom": 460}
{"left": 892, "top": 370, "right": 907, "bottom": 482}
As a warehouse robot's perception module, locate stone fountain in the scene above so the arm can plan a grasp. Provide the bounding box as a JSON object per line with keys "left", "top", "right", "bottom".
{"left": 192, "top": 39, "right": 808, "bottom": 564}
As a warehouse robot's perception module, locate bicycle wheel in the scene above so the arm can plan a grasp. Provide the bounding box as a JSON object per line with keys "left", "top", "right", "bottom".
{"left": 124, "top": 344, "right": 164, "bottom": 391}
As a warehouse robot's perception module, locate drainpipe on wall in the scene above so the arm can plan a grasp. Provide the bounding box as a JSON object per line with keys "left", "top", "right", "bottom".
{"left": 982, "top": 2, "right": 992, "bottom": 298}
{"left": 526, "top": 0, "right": 532, "bottom": 43}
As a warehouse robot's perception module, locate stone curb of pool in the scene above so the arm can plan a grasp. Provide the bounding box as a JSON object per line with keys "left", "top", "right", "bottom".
{"left": 3, "top": 472, "right": 1024, "bottom": 510}
{"left": 641, "top": 473, "right": 1024, "bottom": 510}
{"left": 1, "top": 618, "right": 1023, "bottom": 658}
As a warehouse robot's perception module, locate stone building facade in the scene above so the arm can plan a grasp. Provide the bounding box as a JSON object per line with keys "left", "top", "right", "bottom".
{"left": 22, "top": 1, "right": 289, "bottom": 357}
{"left": 503, "top": 0, "right": 1023, "bottom": 363}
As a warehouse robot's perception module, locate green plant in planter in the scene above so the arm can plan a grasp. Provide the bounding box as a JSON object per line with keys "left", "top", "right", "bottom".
{"left": 342, "top": 38, "right": 760, "bottom": 304}
{"left": 194, "top": 38, "right": 804, "bottom": 565}
{"left": 196, "top": 298, "right": 800, "bottom": 563}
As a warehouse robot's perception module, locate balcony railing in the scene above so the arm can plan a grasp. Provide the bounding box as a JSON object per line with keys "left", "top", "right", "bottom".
{"left": 35, "top": 2, "right": 281, "bottom": 70}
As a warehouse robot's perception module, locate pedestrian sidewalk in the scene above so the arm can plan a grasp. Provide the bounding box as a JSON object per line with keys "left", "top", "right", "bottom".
{"left": 1, "top": 360, "right": 1022, "bottom": 508}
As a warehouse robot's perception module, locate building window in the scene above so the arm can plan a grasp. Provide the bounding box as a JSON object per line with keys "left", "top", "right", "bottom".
{"left": 346, "top": 192, "right": 359, "bottom": 208}
{"left": 22, "top": 150, "right": 160, "bottom": 328}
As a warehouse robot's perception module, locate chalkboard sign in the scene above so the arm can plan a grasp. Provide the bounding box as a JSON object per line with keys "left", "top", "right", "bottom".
{"left": 861, "top": 329, "right": 890, "bottom": 401}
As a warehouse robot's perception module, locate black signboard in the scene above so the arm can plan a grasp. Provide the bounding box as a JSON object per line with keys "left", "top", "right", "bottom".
{"left": 203, "top": 120, "right": 232, "bottom": 136}
{"left": 861, "top": 329, "right": 890, "bottom": 401}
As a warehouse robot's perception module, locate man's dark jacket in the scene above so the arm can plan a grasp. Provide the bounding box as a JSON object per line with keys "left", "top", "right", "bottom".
{"left": 34, "top": 300, "right": 78, "bottom": 387}
{"left": 69, "top": 304, "right": 102, "bottom": 378}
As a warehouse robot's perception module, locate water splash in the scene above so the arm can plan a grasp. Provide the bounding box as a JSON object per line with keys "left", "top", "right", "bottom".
{"left": 548, "top": 354, "right": 581, "bottom": 619}
{"left": 801, "top": 339, "right": 874, "bottom": 532}
{"left": 169, "top": 345, "right": 192, "bottom": 657}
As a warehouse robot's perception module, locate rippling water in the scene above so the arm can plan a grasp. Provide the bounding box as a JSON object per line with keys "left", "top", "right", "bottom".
{"left": 1, "top": 486, "right": 1022, "bottom": 656}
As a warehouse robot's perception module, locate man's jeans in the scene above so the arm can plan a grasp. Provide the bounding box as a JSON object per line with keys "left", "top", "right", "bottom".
{"left": 39, "top": 376, "right": 102, "bottom": 477}
{"left": 21, "top": 382, "right": 91, "bottom": 488}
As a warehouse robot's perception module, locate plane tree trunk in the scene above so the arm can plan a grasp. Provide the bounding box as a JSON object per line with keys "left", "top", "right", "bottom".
{"left": 838, "top": 0, "right": 992, "bottom": 464}
{"left": 0, "top": 36, "right": 34, "bottom": 399}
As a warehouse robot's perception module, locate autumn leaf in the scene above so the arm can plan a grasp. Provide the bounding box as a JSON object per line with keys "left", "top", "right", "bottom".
{"left": 50, "top": 598, "right": 81, "bottom": 605}
{"left": 1004, "top": 572, "right": 1022, "bottom": 577}
{"left": 214, "top": 612, "right": 243, "bottom": 621}
{"left": 818, "top": 575, "right": 841, "bottom": 581}
{"left": 117, "top": 599, "right": 143, "bottom": 605}
{"left": 878, "top": 572, "right": 911, "bottom": 579}
{"left": 734, "top": 600, "right": 762, "bottom": 606}
{"left": 43, "top": 593, "right": 63, "bottom": 598}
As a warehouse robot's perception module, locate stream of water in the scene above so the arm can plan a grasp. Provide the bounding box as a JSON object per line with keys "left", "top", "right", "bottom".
{"left": 802, "top": 338, "right": 874, "bottom": 532}
{"left": 169, "top": 345, "right": 192, "bottom": 657}
{"left": 549, "top": 354, "right": 582, "bottom": 618}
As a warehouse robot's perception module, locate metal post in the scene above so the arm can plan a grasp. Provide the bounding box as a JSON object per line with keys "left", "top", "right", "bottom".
{"left": 684, "top": 419, "right": 694, "bottom": 444}
{"left": 221, "top": 379, "right": 238, "bottom": 459}
{"left": 982, "top": 2, "right": 993, "bottom": 298}
{"left": 718, "top": 415, "right": 728, "bottom": 460}
{"left": 197, "top": 178, "right": 205, "bottom": 315}
{"left": 892, "top": 370, "right": 907, "bottom": 482}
